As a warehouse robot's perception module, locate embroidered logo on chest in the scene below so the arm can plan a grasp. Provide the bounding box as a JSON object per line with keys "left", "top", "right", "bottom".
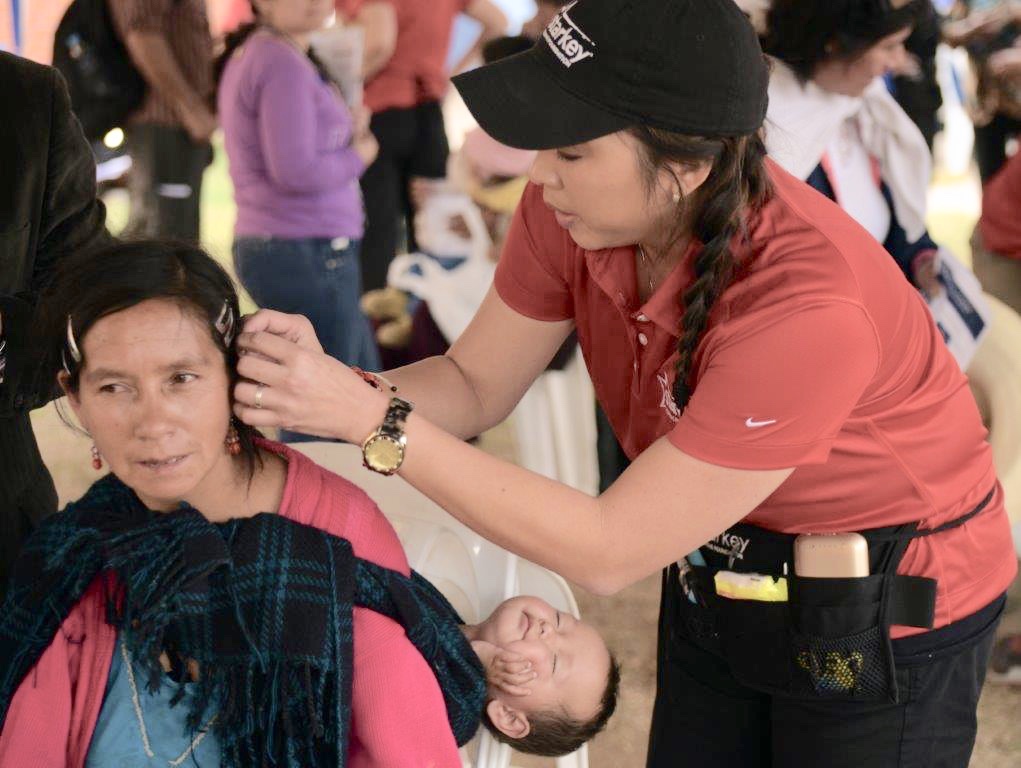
{"left": 657, "top": 371, "right": 680, "bottom": 423}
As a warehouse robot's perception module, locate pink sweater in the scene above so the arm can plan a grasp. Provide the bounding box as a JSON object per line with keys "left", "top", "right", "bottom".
{"left": 0, "top": 442, "right": 463, "bottom": 768}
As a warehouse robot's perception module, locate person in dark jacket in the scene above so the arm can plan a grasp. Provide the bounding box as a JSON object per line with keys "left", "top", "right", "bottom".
{"left": 0, "top": 52, "right": 111, "bottom": 598}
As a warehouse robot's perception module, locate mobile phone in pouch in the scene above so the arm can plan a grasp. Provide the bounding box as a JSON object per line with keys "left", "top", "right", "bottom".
{"left": 793, "top": 533, "right": 869, "bottom": 577}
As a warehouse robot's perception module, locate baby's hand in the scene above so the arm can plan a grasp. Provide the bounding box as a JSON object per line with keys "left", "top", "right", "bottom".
{"left": 490, "top": 650, "right": 537, "bottom": 697}
{"left": 470, "top": 640, "right": 537, "bottom": 697}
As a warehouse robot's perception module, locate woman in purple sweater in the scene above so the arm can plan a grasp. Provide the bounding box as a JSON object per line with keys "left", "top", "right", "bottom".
{"left": 216, "top": 0, "right": 381, "bottom": 439}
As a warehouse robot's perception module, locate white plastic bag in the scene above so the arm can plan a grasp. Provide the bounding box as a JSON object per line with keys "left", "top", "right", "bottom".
{"left": 308, "top": 25, "right": 364, "bottom": 109}
{"left": 387, "top": 193, "right": 495, "bottom": 343}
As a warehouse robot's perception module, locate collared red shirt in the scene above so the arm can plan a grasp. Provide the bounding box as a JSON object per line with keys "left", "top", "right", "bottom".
{"left": 338, "top": 0, "right": 471, "bottom": 112}
{"left": 980, "top": 150, "right": 1021, "bottom": 260}
{"left": 494, "top": 159, "right": 1016, "bottom": 634}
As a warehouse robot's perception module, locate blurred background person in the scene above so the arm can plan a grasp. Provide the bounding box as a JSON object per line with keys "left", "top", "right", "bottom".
{"left": 943, "top": 0, "right": 1021, "bottom": 181}
{"left": 216, "top": 0, "right": 382, "bottom": 442}
{"left": 339, "top": 0, "right": 508, "bottom": 292}
{"left": 762, "top": 1, "right": 943, "bottom": 296}
{"left": 972, "top": 146, "right": 1021, "bottom": 311}
{"left": 109, "top": 0, "right": 216, "bottom": 241}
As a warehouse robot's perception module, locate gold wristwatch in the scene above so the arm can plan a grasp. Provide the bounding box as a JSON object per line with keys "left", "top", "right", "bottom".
{"left": 362, "top": 396, "right": 414, "bottom": 475}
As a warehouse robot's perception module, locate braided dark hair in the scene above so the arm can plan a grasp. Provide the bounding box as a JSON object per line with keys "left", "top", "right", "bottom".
{"left": 629, "top": 128, "right": 772, "bottom": 415}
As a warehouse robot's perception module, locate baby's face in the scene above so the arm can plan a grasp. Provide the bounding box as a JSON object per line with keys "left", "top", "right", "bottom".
{"left": 476, "top": 596, "right": 611, "bottom": 721}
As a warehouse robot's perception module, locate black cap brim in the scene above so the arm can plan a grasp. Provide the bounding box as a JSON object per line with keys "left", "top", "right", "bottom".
{"left": 452, "top": 50, "right": 632, "bottom": 151}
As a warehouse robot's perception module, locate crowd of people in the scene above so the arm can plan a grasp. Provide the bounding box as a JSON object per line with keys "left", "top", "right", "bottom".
{"left": 1, "top": 0, "right": 1021, "bottom": 766}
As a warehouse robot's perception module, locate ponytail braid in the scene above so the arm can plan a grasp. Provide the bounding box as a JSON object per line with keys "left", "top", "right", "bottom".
{"left": 630, "top": 128, "right": 771, "bottom": 415}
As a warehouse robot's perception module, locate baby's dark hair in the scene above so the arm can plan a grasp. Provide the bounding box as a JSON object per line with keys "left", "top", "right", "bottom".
{"left": 481, "top": 655, "right": 621, "bottom": 756}
{"left": 37, "top": 238, "right": 262, "bottom": 478}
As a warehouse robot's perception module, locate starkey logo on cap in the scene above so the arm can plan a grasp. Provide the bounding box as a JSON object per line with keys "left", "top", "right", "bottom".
{"left": 543, "top": 1, "right": 596, "bottom": 68}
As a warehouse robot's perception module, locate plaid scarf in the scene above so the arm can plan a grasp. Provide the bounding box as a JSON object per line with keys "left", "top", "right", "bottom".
{"left": 0, "top": 474, "right": 486, "bottom": 766}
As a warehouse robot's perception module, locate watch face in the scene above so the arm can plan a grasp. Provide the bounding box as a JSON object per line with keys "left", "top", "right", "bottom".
{"left": 365, "top": 435, "right": 404, "bottom": 471}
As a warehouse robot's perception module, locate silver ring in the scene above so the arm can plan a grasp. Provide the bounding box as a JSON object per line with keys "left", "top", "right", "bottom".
{"left": 254, "top": 383, "right": 265, "bottom": 410}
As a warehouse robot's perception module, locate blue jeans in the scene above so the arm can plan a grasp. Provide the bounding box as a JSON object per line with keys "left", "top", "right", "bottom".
{"left": 234, "top": 236, "right": 381, "bottom": 442}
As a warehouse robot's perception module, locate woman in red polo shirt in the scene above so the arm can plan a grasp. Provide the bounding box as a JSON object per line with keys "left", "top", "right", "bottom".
{"left": 231, "top": 1, "right": 1016, "bottom": 766}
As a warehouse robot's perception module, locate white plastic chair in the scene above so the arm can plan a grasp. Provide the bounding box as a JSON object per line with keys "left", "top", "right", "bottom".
{"left": 291, "top": 442, "right": 589, "bottom": 768}
{"left": 511, "top": 346, "right": 600, "bottom": 496}
{"left": 965, "top": 294, "right": 1021, "bottom": 557}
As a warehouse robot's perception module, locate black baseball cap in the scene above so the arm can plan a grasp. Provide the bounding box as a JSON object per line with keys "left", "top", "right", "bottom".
{"left": 452, "top": 0, "right": 769, "bottom": 151}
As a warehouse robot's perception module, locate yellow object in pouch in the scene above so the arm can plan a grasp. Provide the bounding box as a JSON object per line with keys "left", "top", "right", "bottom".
{"left": 714, "top": 571, "right": 789, "bottom": 602}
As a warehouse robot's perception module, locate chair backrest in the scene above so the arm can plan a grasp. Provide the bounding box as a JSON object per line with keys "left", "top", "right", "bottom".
{"left": 967, "top": 294, "right": 1021, "bottom": 554}
{"left": 291, "top": 443, "right": 589, "bottom": 767}
{"left": 293, "top": 442, "right": 520, "bottom": 612}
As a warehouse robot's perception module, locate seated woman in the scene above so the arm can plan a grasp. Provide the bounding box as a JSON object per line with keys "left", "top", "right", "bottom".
{"left": 0, "top": 240, "right": 618, "bottom": 766}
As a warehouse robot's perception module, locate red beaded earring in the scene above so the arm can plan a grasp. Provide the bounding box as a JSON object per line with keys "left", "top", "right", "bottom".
{"left": 225, "top": 423, "right": 241, "bottom": 456}
{"left": 90, "top": 444, "right": 102, "bottom": 470}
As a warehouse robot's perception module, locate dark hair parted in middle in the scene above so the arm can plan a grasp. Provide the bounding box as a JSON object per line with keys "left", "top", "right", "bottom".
{"left": 764, "top": 0, "right": 926, "bottom": 81}
{"left": 37, "top": 239, "right": 263, "bottom": 478}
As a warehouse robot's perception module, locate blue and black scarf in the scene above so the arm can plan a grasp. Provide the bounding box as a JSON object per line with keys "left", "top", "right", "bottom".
{"left": 0, "top": 474, "right": 486, "bottom": 766}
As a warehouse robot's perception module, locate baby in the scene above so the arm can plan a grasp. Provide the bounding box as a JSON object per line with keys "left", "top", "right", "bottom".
{"left": 465, "top": 596, "right": 620, "bottom": 757}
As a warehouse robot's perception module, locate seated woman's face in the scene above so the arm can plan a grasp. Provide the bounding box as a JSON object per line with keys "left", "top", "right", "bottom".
{"left": 477, "top": 596, "right": 611, "bottom": 724}
{"left": 813, "top": 26, "right": 913, "bottom": 98}
{"left": 66, "top": 298, "right": 235, "bottom": 511}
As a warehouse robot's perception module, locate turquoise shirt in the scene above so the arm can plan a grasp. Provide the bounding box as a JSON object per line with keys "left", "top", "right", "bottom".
{"left": 86, "top": 637, "right": 219, "bottom": 767}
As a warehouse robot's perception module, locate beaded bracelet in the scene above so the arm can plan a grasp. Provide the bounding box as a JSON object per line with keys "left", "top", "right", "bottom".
{"left": 351, "top": 366, "right": 398, "bottom": 393}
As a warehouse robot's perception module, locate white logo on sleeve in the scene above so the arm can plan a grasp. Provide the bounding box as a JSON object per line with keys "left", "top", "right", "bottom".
{"left": 543, "top": 1, "right": 596, "bottom": 67}
{"left": 745, "top": 417, "right": 777, "bottom": 428}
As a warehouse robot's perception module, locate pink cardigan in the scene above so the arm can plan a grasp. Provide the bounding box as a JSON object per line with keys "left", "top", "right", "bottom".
{"left": 0, "top": 442, "right": 463, "bottom": 768}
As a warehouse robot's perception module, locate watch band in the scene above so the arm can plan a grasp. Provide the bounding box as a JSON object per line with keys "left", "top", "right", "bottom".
{"left": 379, "top": 396, "right": 413, "bottom": 438}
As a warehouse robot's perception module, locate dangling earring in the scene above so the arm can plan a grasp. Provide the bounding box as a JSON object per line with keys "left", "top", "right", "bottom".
{"left": 90, "top": 444, "right": 103, "bottom": 470}
{"left": 672, "top": 189, "right": 681, "bottom": 204}
{"left": 225, "top": 423, "right": 241, "bottom": 456}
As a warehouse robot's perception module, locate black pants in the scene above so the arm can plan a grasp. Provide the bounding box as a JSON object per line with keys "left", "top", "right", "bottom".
{"left": 647, "top": 595, "right": 1003, "bottom": 768}
{"left": 359, "top": 101, "right": 449, "bottom": 292}
{"left": 0, "top": 414, "right": 57, "bottom": 601}
{"left": 124, "top": 124, "right": 212, "bottom": 242}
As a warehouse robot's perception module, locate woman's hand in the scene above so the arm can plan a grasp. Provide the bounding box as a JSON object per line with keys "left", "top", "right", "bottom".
{"left": 351, "top": 105, "right": 379, "bottom": 167}
{"left": 354, "top": 131, "right": 380, "bottom": 168}
{"left": 233, "top": 311, "right": 389, "bottom": 442}
{"left": 241, "top": 309, "right": 325, "bottom": 352}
